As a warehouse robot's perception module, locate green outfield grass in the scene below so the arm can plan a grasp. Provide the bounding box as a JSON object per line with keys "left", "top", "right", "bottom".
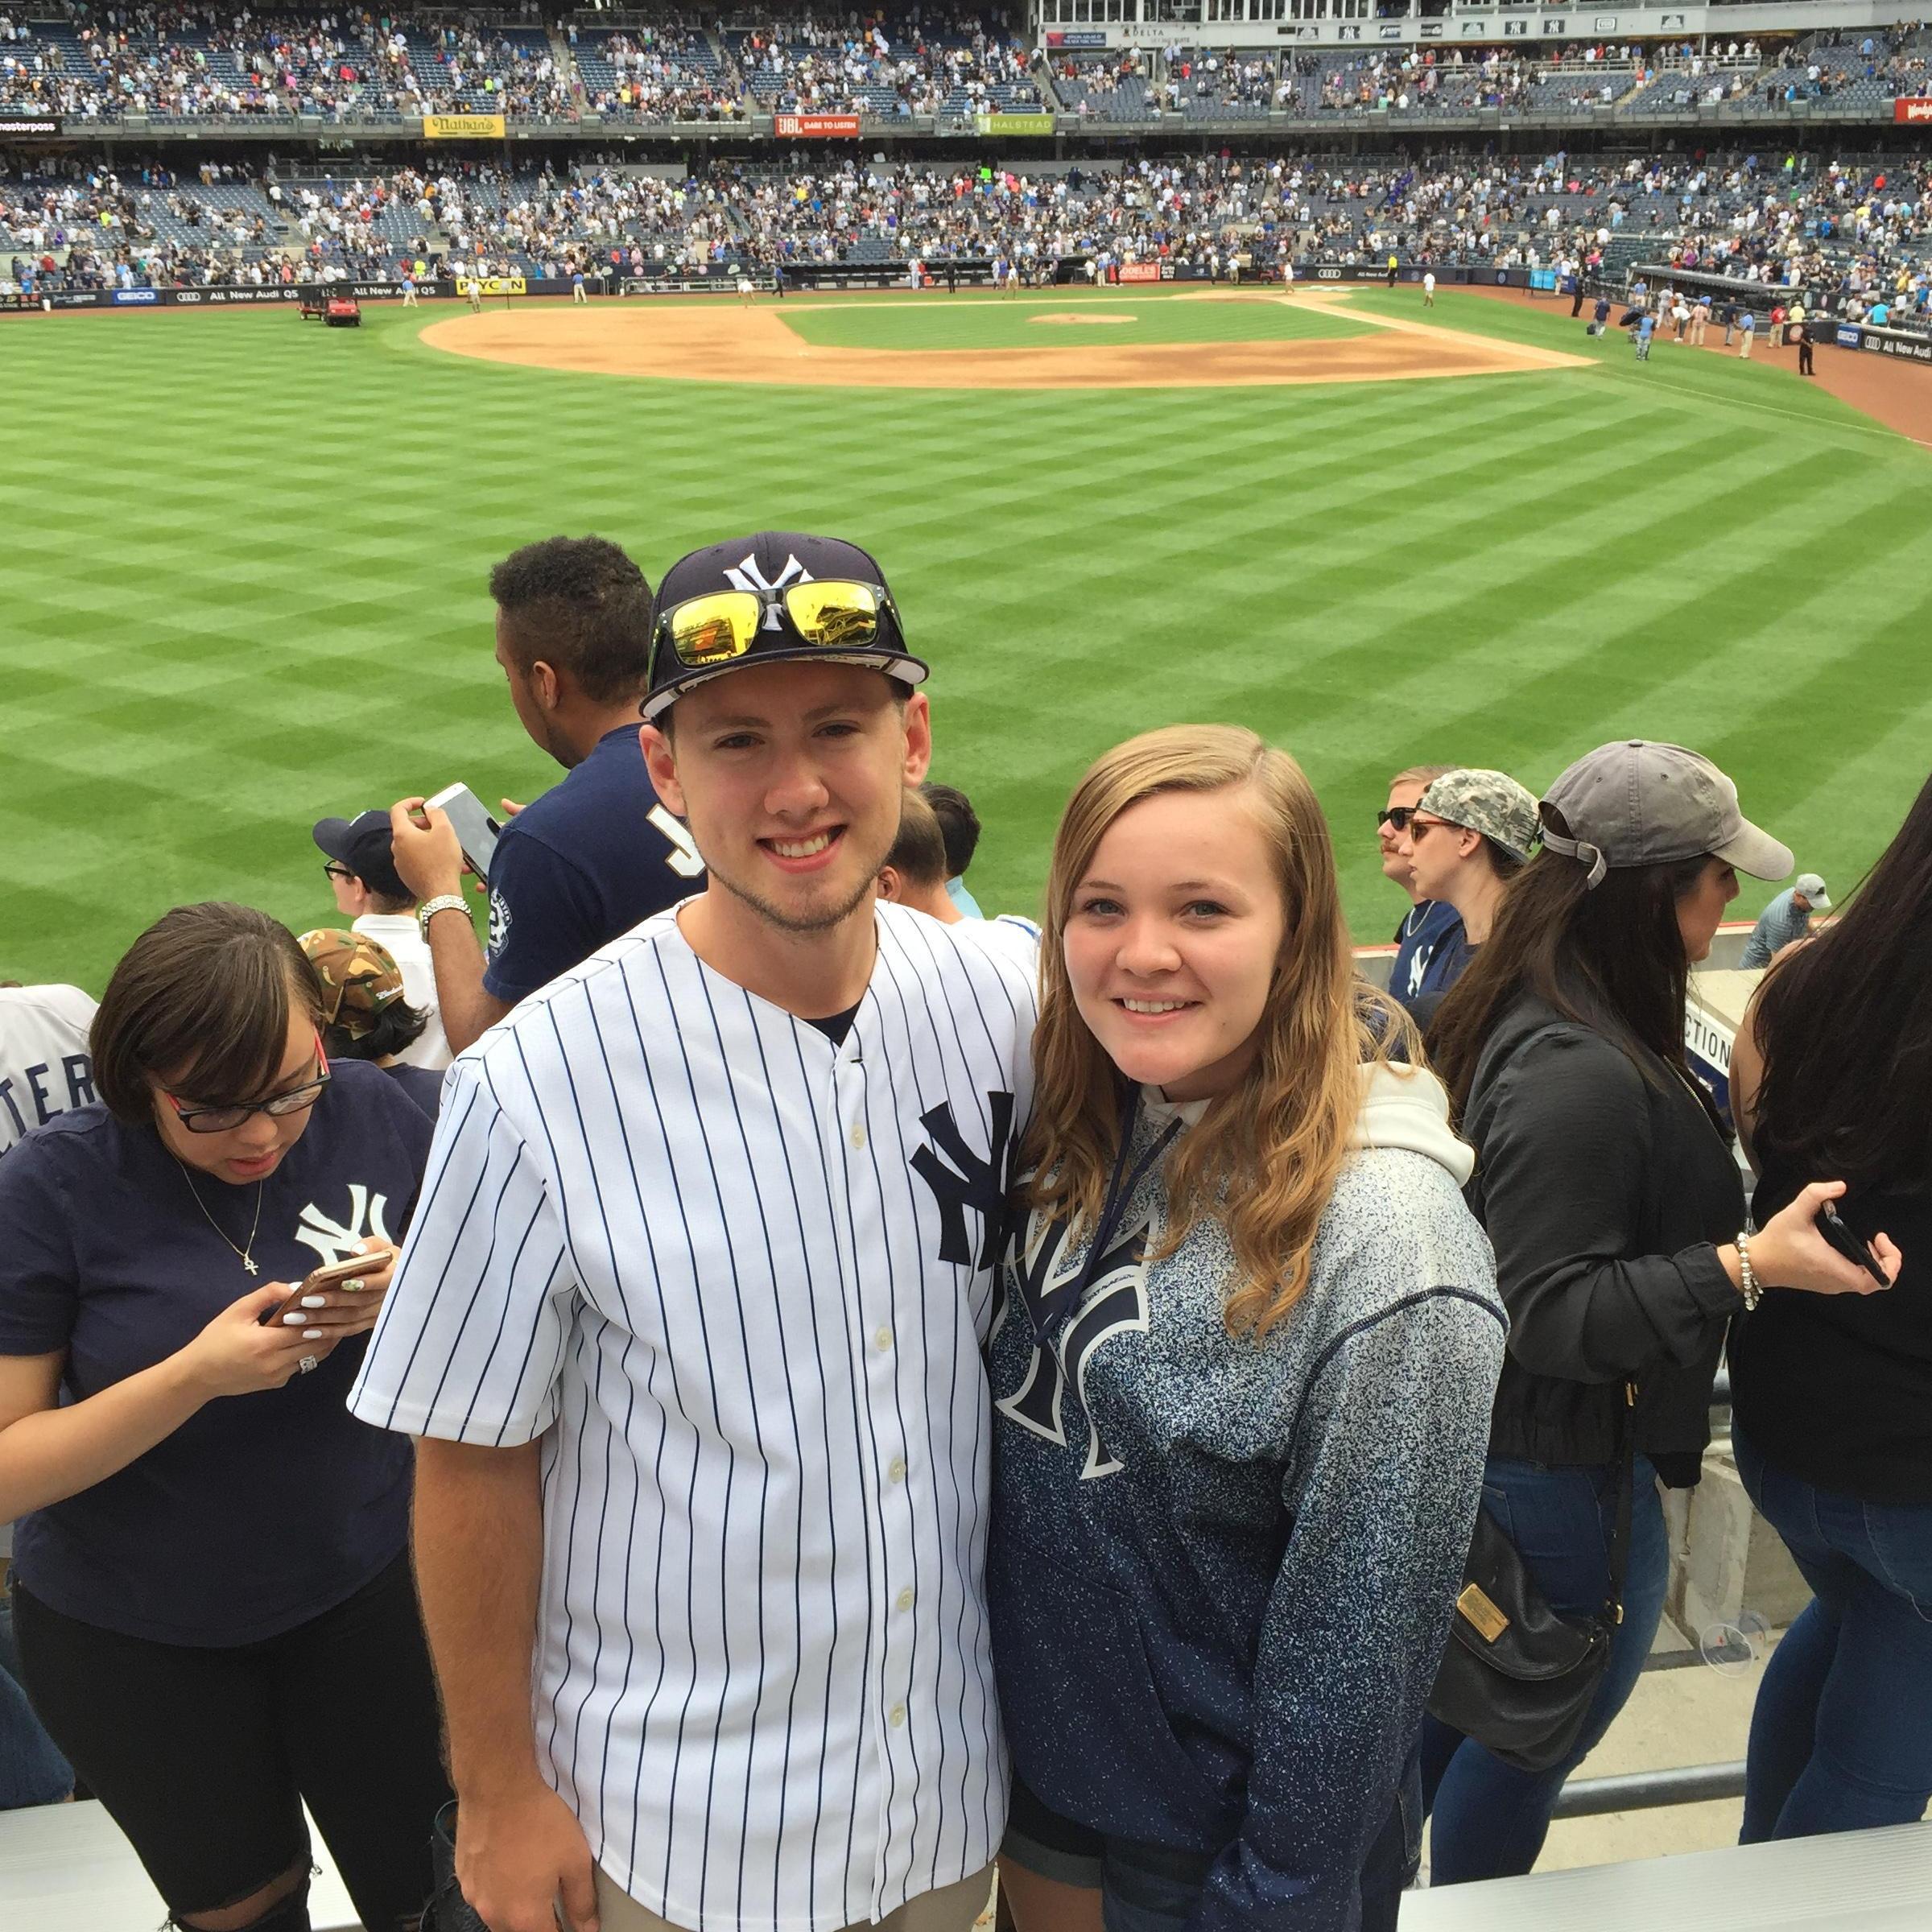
{"left": 774, "top": 291, "right": 1372, "bottom": 349}
{"left": 5, "top": 285, "right": 1932, "bottom": 992}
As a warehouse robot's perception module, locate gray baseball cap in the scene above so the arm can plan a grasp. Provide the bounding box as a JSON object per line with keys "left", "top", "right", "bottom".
{"left": 1540, "top": 741, "right": 1792, "bottom": 889}
{"left": 1417, "top": 769, "right": 1540, "bottom": 864}
{"left": 1794, "top": 872, "right": 1831, "bottom": 910}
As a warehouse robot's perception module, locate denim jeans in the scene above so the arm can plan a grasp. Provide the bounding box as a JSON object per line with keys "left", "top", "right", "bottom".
{"left": 1096, "top": 1749, "right": 1421, "bottom": 1932}
{"left": 1419, "top": 1453, "right": 1668, "bottom": 1885}
{"left": 1732, "top": 1427, "right": 1932, "bottom": 1841}
{"left": 0, "top": 1589, "right": 72, "bottom": 1808}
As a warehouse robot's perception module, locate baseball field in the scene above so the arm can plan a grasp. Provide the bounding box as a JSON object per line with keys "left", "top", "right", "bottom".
{"left": 6, "top": 281, "right": 1931, "bottom": 992}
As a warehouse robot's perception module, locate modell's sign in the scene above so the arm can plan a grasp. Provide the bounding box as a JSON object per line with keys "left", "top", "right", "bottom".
{"left": 1897, "top": 97, "right": 1932, "bottom": 123}
{"left": 774, "top": 113, "right": 861, "bottom": 138}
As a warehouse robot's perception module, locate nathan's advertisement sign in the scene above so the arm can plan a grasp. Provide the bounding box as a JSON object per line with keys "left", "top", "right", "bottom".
{"left": 976, "top": 112, "right": 1055, "bottom": 134}
{"left": 1897, "top": 97, "right": 1932, "bottom": 123}
{"left": 423, "top": 112, "right": 506, "bottom": 139}
{"left": 774, "top": 113, "right": 860, "bottom": 138}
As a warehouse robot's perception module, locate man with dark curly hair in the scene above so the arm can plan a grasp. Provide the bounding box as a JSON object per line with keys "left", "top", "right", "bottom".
{"left": 389, "top": 535, "right": 703, "bottom": 1053}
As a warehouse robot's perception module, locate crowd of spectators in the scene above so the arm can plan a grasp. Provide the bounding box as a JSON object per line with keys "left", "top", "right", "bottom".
{"left": 0, "top": 2, "right": 1045, "bottom": 122}
{"left": 6, "top": 145, "right": 1932, "bottom": 326}
{"left": 732, "top": 10, "right": 1039, "bottom": 118}
{"left": 12, "top": 10, "right": 1932, "bottom": 126}
{"left": 0, "top": 4, "right": 572, "bottom": 121}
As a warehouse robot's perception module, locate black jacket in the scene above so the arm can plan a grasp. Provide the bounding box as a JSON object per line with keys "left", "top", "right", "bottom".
{"left": 1462, "top": 994, "right": 1745, "bottom": 1480}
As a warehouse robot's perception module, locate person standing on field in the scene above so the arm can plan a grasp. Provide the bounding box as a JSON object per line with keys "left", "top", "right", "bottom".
{"left": 1423, "top": 270, "right": 1436, "bottom": 307}
{"left": 1740, "top": 309, "right": 1757, "bottom": 358}
{"left": 1798, "top": 319, "right": 1816, "bottom": 377}
{"left": 352, "top": 532, "right": 1038, "bottom": 1932}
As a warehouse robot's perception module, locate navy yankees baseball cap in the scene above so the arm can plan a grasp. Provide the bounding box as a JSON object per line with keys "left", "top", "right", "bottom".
{"left": 313, "top": 809, "right": 410, "bottom": 902}
{"left": 643, "top": 531, "right": 929, "bottom": 722}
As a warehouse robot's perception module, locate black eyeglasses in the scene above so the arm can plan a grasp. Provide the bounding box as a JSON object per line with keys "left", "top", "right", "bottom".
{"left": 322, "top": 861, "right": 354, "bottom": 884}
{"left": 161, "top": 1038, "right": 333, "bottom": 1134}
{"left": 1377, "top": 807, "right": 1416, "bottom": 833}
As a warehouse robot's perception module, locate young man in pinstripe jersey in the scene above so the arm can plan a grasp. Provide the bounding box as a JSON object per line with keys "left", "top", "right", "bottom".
{"left": 351, "top": 535, "right": 1036, "bottom": 1932}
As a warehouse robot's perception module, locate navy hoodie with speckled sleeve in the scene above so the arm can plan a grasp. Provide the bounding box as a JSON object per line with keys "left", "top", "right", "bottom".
{"left": 989, "top": 1066, "right": 1506, "bottom": 1930}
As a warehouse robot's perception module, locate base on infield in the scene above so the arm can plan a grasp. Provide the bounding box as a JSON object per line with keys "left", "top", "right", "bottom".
{"left": 420, "top": 292, "right": 1589, "bottom": 391}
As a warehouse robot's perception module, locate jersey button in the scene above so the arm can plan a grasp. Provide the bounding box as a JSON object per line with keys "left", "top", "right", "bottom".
{"left": 849, "top": 1124, "right": 867, "bottom": 1150}
{"left": 887, "top": 1456, "right": 906, "bottom": 1484}
{"left": 889, "top": 1703, "right": 906, "bottom": 1728}
{"left": 874, "top": 1327, "right": 892, "bottom": 1352}
{"left": 897, "top": 1587, "right": 914, "bottom": 1612}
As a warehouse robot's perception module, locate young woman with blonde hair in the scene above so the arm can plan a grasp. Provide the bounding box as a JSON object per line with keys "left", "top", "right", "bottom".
{"left": 989, "top": 725, "right": 1507, "bottom": 1932}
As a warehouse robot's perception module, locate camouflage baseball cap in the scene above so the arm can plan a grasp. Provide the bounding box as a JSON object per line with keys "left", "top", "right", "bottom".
{"left": 1417, "top": 769, "right": 1540, "bottom": 864}
{"left": 299, "top": 927, "right": 407, "bottom": 1040}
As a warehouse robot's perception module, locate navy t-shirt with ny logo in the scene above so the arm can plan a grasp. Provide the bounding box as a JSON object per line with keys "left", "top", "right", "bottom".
{"left": 0, "top": 1059, "right": 434, "bottom": 1645}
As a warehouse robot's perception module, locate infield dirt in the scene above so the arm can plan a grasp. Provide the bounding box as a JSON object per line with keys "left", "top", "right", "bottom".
{"left": 422, "top": 291, "right": 1590, "bottom": 390}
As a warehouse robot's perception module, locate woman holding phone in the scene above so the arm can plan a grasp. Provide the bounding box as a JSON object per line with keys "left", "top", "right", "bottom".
{"left": 990, "top": 725, "right": 1507, "bottom": 1931}
{"left": 0, "top": 903, "right": 450, "bottom": 1932}
{"left": 1419, "top": 741, "right": 1897, "bottom": 1885}
{"left": 1727, "top": 770, "right": 1928, "bottom": 1842}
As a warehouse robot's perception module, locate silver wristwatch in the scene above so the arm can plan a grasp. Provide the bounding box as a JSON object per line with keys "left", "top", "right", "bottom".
{"left": 418, "top": 893, "right": 470, "bottom": 933}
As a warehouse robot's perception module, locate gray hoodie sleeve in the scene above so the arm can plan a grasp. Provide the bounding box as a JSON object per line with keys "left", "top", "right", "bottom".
{"left": 1191, "top": 1179, "right": 1505, "bottom": 1932}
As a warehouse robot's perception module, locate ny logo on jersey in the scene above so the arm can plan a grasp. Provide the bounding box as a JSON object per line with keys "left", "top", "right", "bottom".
{"left": 292, "top": 1185, "right": 395, "bottom": 1269}
{"left": 997, "top": 1204, "right": 1150, "bottom": 1481}
{"left": 910, "top": 1091, "right": 1016, "bottom": 1270}
{"left": 724, "top": 551, "right": 811, "bottom": 630}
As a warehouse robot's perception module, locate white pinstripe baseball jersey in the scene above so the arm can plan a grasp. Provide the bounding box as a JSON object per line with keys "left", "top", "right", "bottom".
{"left": 349, "top": 899, "right": 1035, "bottom": 1932}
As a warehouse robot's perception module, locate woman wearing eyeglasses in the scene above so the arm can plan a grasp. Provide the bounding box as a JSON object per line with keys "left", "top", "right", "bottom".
{"left": 0, "top": 902, "right": 451, "bottom": 1932}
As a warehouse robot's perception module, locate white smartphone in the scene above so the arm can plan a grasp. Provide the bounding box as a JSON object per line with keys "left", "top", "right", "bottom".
{"left": 425, "top": 782, "right": 502, "bottom": 881}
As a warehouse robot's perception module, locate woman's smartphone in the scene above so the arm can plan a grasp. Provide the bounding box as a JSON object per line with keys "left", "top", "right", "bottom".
{"left": 1817, "top": 1203, "right": 1889, "bottom": 1285}
{"left": 258, "top": 1249, "right": 398, "bottom": 1326}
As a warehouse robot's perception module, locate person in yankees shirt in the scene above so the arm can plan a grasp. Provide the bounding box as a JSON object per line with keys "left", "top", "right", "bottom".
{"left": 0, "top": 902, "right": 448, "bottom": 1932}
{"left": 353, "top": 533, "right": 1036, "bottom": 1932}
{"left": 1380, "top": 763, "right": 1463, "bottom": 1015}
{"left": 389, "top": 536, "right": 704, "bottom": 1054}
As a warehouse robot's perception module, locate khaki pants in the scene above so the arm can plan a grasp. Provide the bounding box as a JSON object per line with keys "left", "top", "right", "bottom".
{"left": 594, "top": 1864, "right": 994, "bottom": 1932}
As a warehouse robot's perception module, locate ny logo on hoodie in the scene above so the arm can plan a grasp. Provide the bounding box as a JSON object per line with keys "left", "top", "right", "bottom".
{"left": 996, "top": 1203, "right": 1151, "bottom": 1481}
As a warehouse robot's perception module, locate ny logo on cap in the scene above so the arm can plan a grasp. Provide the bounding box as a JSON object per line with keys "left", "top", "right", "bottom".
{"left": 724, "top": 551, "right": 811, "bottom": 630}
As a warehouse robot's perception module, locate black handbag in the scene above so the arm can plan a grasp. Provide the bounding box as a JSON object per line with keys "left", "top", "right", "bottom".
{"left": 1425, "top": 1383, "right": 1636, "bottom": 1774}
{"left": 422, "top": 1802, "right": 490, "bottom": 1932}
